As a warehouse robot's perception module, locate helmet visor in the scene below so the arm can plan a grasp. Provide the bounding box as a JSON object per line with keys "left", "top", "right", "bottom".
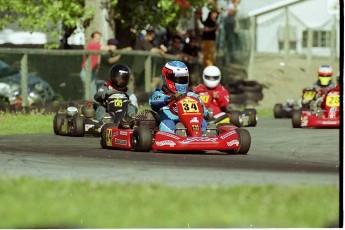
{"left": 319, "top": 76, "right": 331, "bottom": 86}
{"left": 204, "top": 75, "right": 220, "bottom": 81}
{"left": 166, "top": 72, "right": 189, "bottom": 84}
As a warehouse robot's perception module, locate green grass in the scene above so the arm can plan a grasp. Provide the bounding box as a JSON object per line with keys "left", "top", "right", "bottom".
{"left": 0, "top": 107, "right": 273, "bottom": 135}
{"left": 0, "top": 177, "right": 339, "bottom": 228}
{"left": 0, "top": 112, "right": 54, "bottom": 135}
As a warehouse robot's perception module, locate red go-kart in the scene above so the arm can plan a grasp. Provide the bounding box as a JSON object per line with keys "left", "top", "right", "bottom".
{"left": 291, "top": 90, "right": 340, "bottom": 128}
{"left": 100, "top": 94, "right": 251, "bottom": 154}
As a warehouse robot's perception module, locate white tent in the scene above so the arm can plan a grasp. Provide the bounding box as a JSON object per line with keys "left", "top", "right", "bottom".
{"left": 247, "top": 0, "right": 340, "bottom": 57}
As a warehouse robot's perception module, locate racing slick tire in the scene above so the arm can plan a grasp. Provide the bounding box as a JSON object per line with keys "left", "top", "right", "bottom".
{"left": 292, "top": 109, "right": 302, "bottom": 128}
{"left": 131, "top": 127, "right": 153, "bottom": 152}
{"left": 229, "top": 110, "right": 243, "bottom": 127}
{"left": 234, "top": 128, "right": 251, "bottom": 155}
{"left": 71, "top": 116, "right": 85, "bottom": 137}
{"left": 243, "top": 108, "right": 257, "bottom": 127}
{"left": 273, "top": 103, "right": 283, "bottom": 118}
{"left": 53, "top": 114, "right": 66, "bottom": 135}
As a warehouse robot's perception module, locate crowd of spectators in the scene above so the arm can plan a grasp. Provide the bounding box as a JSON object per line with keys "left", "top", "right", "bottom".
{"left": 80, "top": 0, "right": 241, "bottom": 93}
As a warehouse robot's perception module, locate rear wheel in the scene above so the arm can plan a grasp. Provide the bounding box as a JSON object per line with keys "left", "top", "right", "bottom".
{"left": 53, "top": 114, "right": 66, "bottom": 135}
{"left": 234, "top": 128, "right": 251, "bottom": 154}
{"left": 229, "top": 110, "right": 242, "bottom": 127}
{"left": 273, "top": 103, "right": 283, "bottom": 118}
{"left": 292, "top": 109, "right": 302, "bottom": 128}
{"left": 71, "top": 116, "right": 85, "bottom": 137}
{"left": 131, "top": 127, "right": 153, "bottom": 152}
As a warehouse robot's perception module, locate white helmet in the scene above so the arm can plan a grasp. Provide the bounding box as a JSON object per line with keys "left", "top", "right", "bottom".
{"left": 203, "top": 66, "right": 221, "bottom": 89}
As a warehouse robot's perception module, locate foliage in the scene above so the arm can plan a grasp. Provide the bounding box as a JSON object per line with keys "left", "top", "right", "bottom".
{"left": 113, "top": 0, "right": 205, "bottom": 32}
{"left": 0, "top": 0, "right": 95, "bottom": 48}
{"left": 0, "top": 0, "right": 206, "bottom": 47}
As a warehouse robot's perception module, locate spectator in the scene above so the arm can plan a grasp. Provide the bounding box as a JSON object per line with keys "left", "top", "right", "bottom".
{"left": 182, "top": 36, "right": 201, "bottom": 86}
{"left": 132, "top": 29, "right": 167, "bottom": 92}
{"left": 167, "top": 35, "right": 184, "bottom": 55}
{"left": 200, "top": 10, "right": 219, "bottom": 67}
{"left": 224, "top": 0, "right": 241, "bottom": 62}
{"left": 102, "top": 38, "right": 133, "bottom": 67}
{"left": 80, "top": 31, "right": 110, "bottom": 98}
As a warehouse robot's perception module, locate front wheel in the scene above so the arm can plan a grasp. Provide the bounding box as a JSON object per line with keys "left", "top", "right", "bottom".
{"left": 229, "top": 110, "right": 243, "bottom": 127}
{"left": 273, "top": 103, "right": 283, "bottom": 118}
{"left": 291, "top": 109, "right": 302, "bottom": 128}
{"left": 131, "top": 127, "right": 153, "bottom": 152}
{"left": 234, "top": 128, "right": 251, "bottom": 155}
{"left": 53, "top": 114, "right": 66, "bottom": 135}
{"left": 243, "top": 108, "right": 257, "bottom": 127}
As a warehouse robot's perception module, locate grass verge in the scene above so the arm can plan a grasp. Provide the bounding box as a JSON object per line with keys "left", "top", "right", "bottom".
{"left": 0, "top": 177, "right": 339, "bottom": 228}
{"left": 0, "top": 107, "right": 273, "bottom": 135}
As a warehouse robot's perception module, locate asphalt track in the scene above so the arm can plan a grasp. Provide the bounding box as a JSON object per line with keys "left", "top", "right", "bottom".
{"left": 0, "top": 118, "right": 340, "bottom": 187}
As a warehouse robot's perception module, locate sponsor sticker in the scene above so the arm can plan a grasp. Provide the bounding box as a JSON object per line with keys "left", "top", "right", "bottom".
{"left": 158, "top": 131, "right": 180, "bottom": 140}
{"left": 182, "top": 137, "right": 217, "bottom": 143}
{"left": 155, "top": 140, "right": 176, "bottom": 147}
{"left": 120, "top": 131, "right": 128, "bottom": 135}
{"left": 85, "top": 124, "right": 94, "bottom": 131}
{"left": 322, "top": 121, "right": 337, "bottom": 125}
{"left": 220, "top": 130, "right": 236, "bottom": 139}
{"left": 115, "top": 138, "right": 127, "bottom": 145}
{"left": 226, "top": 140, "right": 239, "bottom": 147}
{"left": 190, "top": 117, "right": 199, "bottom": 123}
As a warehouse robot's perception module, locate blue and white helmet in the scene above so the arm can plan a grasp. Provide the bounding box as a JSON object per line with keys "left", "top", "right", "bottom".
{"left": 162, "top": 61, "right": 189, "bottom": 93}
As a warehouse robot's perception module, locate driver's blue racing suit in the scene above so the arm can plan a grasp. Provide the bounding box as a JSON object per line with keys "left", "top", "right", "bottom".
{"left": 149, "top": 88, "right": 209, "bottom": 133}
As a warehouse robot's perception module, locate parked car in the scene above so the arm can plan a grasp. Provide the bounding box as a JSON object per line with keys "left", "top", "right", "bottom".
{"left": 0, "top": 59, "right": 55, "bottom": 107}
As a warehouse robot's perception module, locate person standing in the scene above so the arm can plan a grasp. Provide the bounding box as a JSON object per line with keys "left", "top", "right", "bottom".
{"left": 80, "top": 31, "right": 110, "bottom": 98}
{"left": 132, "top": 29, "right": 167, "bottom": 91}
{"left": 200, "top": 10, "right": 219, "bottom": 68}
{"left": 225, "top": 0, "right": 241, "bottom": 62}
{"left": 102, "top": 38, "right": 133, "bottom": 67}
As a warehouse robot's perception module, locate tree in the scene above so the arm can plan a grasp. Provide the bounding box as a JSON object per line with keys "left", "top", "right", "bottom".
{"left": 0, "top": 0, "right": 206, "bottom": 48}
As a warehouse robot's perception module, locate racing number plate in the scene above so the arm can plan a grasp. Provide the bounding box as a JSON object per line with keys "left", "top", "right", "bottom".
{"left": 106, "top": 128, "right": 112, "bottom": 146}
{"left": 326, "top": 95, "right": 340, "bottom": 107}
{"left": 199, "top": 95, "right": 210, "bottom": 103}
{"left": 114, "top": 99, "right": 122, "bottom": 107}
{"left": 302, "top": 91, "right": 316, "bottom": 101}
{"left": 180, "top": 98, "right": 200, "bottom": 113}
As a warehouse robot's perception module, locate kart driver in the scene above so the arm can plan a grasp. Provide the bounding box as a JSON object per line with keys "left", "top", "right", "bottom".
{"left": 149, "top": 60, "right": 209, "bottom": 134}
{"left": 299, "top": 65, "right": 335, "bottom": 108}
{"left": 313, "top": 64, "right": 335, "bottom": 94}
{"left": 94, "top": 64, "right": 138, "bottom": 122}
{"left": 193, "top": 65, "right": 230, "bottom": 116}
{"left": 320, "top": 75, "right": 340, "bottom": 110}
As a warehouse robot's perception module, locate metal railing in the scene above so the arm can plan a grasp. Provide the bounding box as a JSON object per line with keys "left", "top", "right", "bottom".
{"left": 0, "top": 48, "right": 180, "bottom": 106}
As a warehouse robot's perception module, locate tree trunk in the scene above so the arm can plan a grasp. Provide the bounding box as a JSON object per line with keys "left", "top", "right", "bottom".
{"left": 84, "top": 0, "right": 115, "bottom": 44}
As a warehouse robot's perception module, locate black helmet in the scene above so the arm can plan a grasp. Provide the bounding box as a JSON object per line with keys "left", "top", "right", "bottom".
{"left": 109, "top": 64, "right": 130, "bottom": 91}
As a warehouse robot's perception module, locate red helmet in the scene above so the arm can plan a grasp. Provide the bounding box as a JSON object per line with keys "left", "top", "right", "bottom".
{"left": 318, "top": 65, "right": 333, "bottom": 87}
{"left": 162, "top": 61, "right": 189, "bottom": 93}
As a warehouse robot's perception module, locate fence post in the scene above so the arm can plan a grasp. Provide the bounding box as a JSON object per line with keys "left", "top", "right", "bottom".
{"left": 85, "top": 56, "right": 91, "bottom": 100}
{"left": 20, "top": 54, "right": 28, "bottom": 107}
{"left": 144, "top": 55, "right": 152, "bottom": 92}
{"left": 306, "top": 28, "right": 313, "bottom": 74}
{"left": 248, "top": 16, "right": 256, "bottom": 80}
